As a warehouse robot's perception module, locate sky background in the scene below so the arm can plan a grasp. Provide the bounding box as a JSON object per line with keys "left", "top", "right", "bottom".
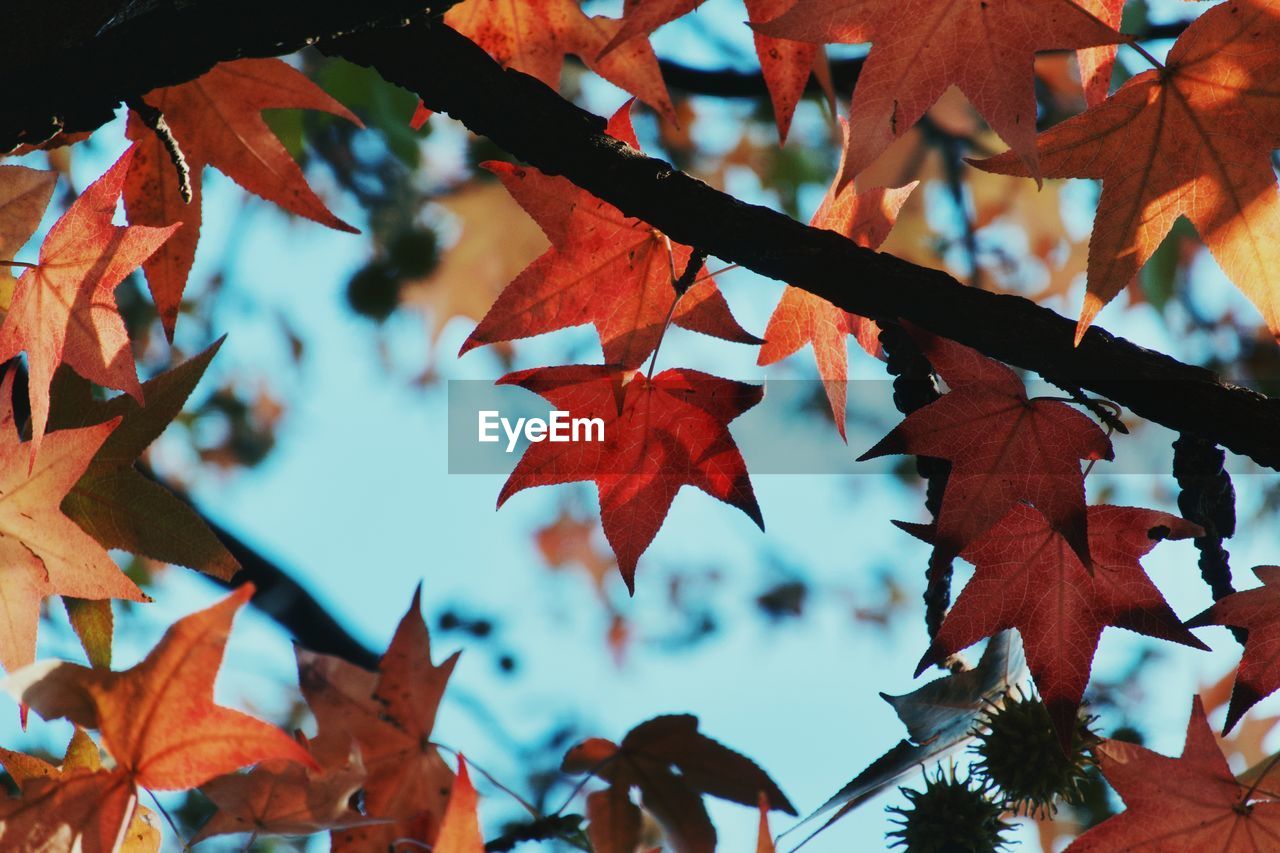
{"left": 5, "top": 1, "right": 1278, "bottom": 851}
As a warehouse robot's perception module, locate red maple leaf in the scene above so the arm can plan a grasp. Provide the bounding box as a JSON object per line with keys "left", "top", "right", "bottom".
{"left": 446, "top": 0, "right": 675, "bottom": 121}
{"left": 758, "top": 122, "right": 916, "bottom": 437}
{"left": 744, "top": 0, "right": 823, "bottom": 141}
{"left": 753, "top": 0, "right": 1124, "bottom": 184}
{"left": 1187, "top": 565, "right": 1280, "bottom": 734}
{"left": 916, "top": 504, "right": 1209, "bottom": 744}
{"left": 498, "top": 364, "right": 762, "bottom": 591}
{"left": 859, "top": 328, "right": 1112, "bottom": 562}
{"left": 1076, "top": 0, "right": 1125, "bottom": 106}
{"left": 461, "top": 101, "right": 757, "bottom": 370}
{"left": 124, "top": 58, "right": 360, "bottom": 338}
{"left": 0, "top": 146, "right": 177, "bottom": 463}
{"left": 1067, "top": 696, "right": 1280, "bottom": 851}
{"left": 972, "top": 0, "right": 1280, "bottom": 342}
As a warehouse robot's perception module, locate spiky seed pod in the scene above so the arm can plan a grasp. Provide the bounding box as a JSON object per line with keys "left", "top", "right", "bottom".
{"left": 972, "top": 690, "right": 1098, "bottom": 817}
{"left": 887, "top": 767, "right": 1012, "bottom": 853}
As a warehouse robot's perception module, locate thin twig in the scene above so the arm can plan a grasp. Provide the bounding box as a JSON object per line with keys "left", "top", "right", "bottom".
{"left": 146, "top": 788, "right": 191, "bottom": 851}
{"left": 127, "top": 98, "right": 193, "bottom": 203}
{"left": 433, "top": 741, "right": 539, "bottom": 817}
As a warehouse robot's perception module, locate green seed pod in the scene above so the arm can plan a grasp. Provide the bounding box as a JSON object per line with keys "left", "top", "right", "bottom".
{"left": 886, "top": 767, "right": 1012, "bottom": 853}
{"left": 972, "top": 690, "right": 1098, "bottom": 817}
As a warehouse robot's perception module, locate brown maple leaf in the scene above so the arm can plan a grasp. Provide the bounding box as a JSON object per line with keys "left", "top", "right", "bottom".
{"left": 1068, "top": 697, "right": 1280, "bottom": 851}
{"left": 124, "top": 58, "right": 360, "bottom": 338}
{"left": 297, "top": 586, "right": 460, "bottom": 850}
{"left": 973, "top": 0, "right": 1280, "bottom": 342}
{"left": 754, "top": 0, "right": 1124, "bottom": 184}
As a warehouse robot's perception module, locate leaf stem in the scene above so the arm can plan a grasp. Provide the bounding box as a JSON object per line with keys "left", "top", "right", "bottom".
{"left": 432, "top": 741, "right": 539, "bottom": 817}
{"left": 146, "top": 787, "right": 191, "bottom": 851}
{"left": 1128, "top": 38, "right": 1166, "bottom": 72}
{"left": 0, "top": 259, "right": 37, "bottom": 269}
{"left": 690, "top": 263, "right": 740, "bottom": 285}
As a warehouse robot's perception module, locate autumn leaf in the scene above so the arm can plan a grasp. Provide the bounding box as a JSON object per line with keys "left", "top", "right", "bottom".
{"left": 859, "top": 327, "right": 1111, "bottom": 563}
{"left": 916, "top": 505, "right": 1209, "bottom": 745}
{"left": 297, "top": 586, "right": 460, "bottom": 850}
{"left": 191, "top": 749, "right": 374, "bottom": 842}
{"left": 1, "top": 586, "right": 314, "bottom": 850}
{"left": 0, "top": 147, "right": 177, "bottom": 462}
{"left": 1068, "top": 696, "right": 1280, "bottom": 851}
{"left": 446, "top": 0, "right": 675, "bottom": 121}
{"left": 0, "top": 729, "right": 161, "bottom": 853}
{"left": 46, "top": 339, "right": 238, "bottom": 579}
{"left": 401, "top": 180, "right": 548, "bottom": 351}
{"left": 460, "top": 101, "right": 758, "bottom": 370}
{"left": 601, "top": 0, "right": 705, "bottom": 57}
{"left": 499, "top": 364, "right": 763, "bottom": 591}
{"left": 0, "top": 165, "right": 57, "bottom": 304}
{"left": 124, "top": 58, "right": 361, "bottom": 338}
{"left": 754, "top": 0, "right": 1124, "bottom": 184}
{"left": 6, "top": 584, "right": 316, "bottom": 789}
{"left": 1187, "top": 565, "right": 1280, "bottom": 734}
{"left": 0, "top": 368, "right": 146, "bottom": 673}
{"left": 759, "top": 121, "right": 916, "bottom": 438}
{"left": 1076, "top": 0, "right": 1125, "bottom": 106}
{"left": 534, "top": 508, "right": 617, "bottom": 595}
{"left": 973, "top": 0, "right": 1280, "bottom": 342}
{"left": 563, "top": 714, "right": 795, "bottom": 853}
{"left": 743, "top": 0, "right": 821, "bottom": 141}
{"left": 434, "top": 756, "right": 484, "bottom": 853}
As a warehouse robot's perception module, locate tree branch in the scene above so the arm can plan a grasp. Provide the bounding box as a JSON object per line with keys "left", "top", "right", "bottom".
{"left": 325, "top": 19, "right": 1280, "bottom": 469}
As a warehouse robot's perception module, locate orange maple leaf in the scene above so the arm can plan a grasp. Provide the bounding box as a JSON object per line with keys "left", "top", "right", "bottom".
{"left": 446, "top": 0, "right": 675, "bottom": 122}
{"left": 461, "top": 101, "right": 758, "bottom": 370}
{"left": 124, "top": 58, "right": 360, "bottom": 338}
{"left": 3, "top": 586, "right": 316, "bottom": 849}
{"left": 297, "top": 586, "right": 460, "bottom": 850}
{"left": 434, "top": 756, "right": 484, "bottom": 853}
{"left": 754, "top": 0, "right": 1125, "bottom": 184}
{"left": 759, "top": 121, "right": 916, "bottom": 438}
{"left": 974, "top": 0, "right": 1280, "bottom": 342}
{"left": 744, "top": 0, "right": 823, "bottom": 141}
{"left": 0, "top": 165, "right": 57, "bottom": 287}
{"left": 0, "top": 147, "right": 177, "bottom": 462}
{"left": 0, "top": 368, "right": 145, "bottom": 673}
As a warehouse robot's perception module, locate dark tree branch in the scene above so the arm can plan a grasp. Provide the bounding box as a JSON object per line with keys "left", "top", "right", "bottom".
{"left": 0, "top": 0, "right": 462, "bottom": 151}
{"left": 327, "top": 19, "right": 1280, "bottom": 470}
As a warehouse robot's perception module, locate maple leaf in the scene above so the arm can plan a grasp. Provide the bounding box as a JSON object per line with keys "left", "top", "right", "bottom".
{"left": 1076, "top": 0, "right": 1125, "bottom": 106}
{"left": 0, "top": 368, "right": 146, "bottom": 673}
{"left": 601, "top": 0, "right": 706, "bottom": 57}
{"left": 916, "top": 504, "right": 1209, "bottom": 745}
{"left": 759, "top": 122, "right": 916, "bottom": 438}
{"left": 446, "top": 0, "right": 675, "bottom": 122}
{"left": 499, "top": 364, "right": 763, "bottom": 592}
{"left": 0, "top": 165, "right": 57, "bottom": 300}
{"left": 2, "top": 586, "right": 315, "bottom": 850}
{"left": 973, "top": 0, "right": 1280, "bottom": 342}
{"left": 743, "top": 0, "right": 821, "bottom": 141}
{"left": 434, "top": 756, "right": 484, "bottom": 853}
{"left": 0, "top": 147, "right": 177, "bottom": 462}
{"left": 191, "top": 750, "right": 373, "bottom": 842}
{"left": 1187, "top": 565, "right": 1280, "bottom": 735}
{"left": 48, "top": 339, "right": 238, "bottom": 579}
{"left": 297, "top": 586, "right": 460, "bottom": 850}
{"left": 124, "top": 58, "right": 360, "bottom": 339}
{"left": 401, "top": 180, "right": 548, "bottom": 350}
{"left": 859, "top": 327, "right": 1111, "bottom": 562}
{"left": 753, "top": 0, "right": 1125, "bottom": 184}
{"left": 460, "top": 101, "right": 758, "bottom": 370}
{"left": 563, "top": 714, "right": 795, "bottom": 853}
{"left": 534, "top": 508, "right": 617, "bottom": 595}
{"left": 0, "top": 729, "right": 161, "bottom": 853}
{"left": 1067, "top": 696, "right": 1280, "bottom": 851}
